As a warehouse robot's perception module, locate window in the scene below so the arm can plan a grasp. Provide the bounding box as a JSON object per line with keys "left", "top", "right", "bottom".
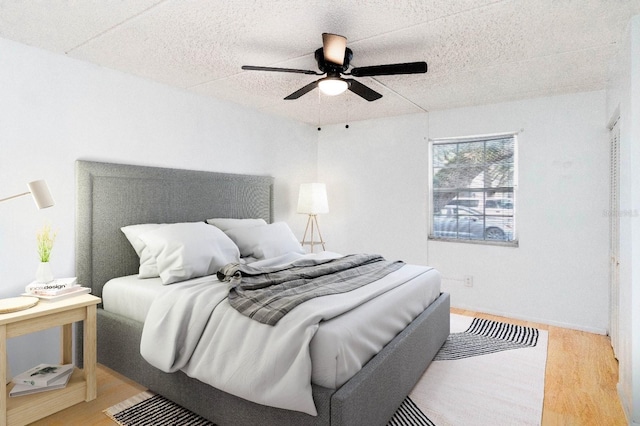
{"left": 429, "top": 133, "right": 517, "bottom": 245}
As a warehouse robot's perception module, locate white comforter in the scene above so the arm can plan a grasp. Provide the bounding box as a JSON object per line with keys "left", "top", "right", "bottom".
{"left": 140, "top": 251, "right": 433, "bottom": 415}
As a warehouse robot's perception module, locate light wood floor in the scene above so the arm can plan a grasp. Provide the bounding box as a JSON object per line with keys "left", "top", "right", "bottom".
{"left": 30, "top": 309, "right": 627, "bottom": 425}
{"left": 452, "top": 308, "right": 627, "bottom": 426}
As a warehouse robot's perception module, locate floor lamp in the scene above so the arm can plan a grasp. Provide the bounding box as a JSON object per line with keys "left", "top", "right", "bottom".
{"left": 297, "top": 183, "right": 328, "bottom": 253}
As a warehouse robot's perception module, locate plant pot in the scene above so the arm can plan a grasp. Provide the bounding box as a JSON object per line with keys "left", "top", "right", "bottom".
{"left": 36, "top": 262, "right": 53, "bottom": 284}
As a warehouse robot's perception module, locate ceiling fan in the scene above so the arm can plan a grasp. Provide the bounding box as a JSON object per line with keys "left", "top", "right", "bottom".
{"left": 241, "top": 33, "right": 427, "bottom": 102}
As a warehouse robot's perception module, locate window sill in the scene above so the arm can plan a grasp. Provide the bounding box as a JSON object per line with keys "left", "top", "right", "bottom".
{"left": 428, "top": 236, "right": 519, "bottom": 248}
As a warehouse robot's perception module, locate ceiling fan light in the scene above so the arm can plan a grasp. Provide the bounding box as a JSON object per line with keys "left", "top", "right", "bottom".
{"left": 318, "top": 78, "right": 349, "bottom": 96}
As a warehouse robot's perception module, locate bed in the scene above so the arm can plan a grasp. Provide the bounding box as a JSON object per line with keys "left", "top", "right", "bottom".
{"left": 75, "top": 160, "right": 450, "bottom": 426}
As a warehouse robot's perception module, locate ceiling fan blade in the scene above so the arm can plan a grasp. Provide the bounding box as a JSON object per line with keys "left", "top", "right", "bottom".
{"left": 284, "top": 80, "right": 321, "bottom": 100}
{"left": 344, "top": 79, "right": 382, "bottom": 101}
{"left": 350, "top": 61, "right": 427, "bottom": 77}
{"left": 322, "top": 33, "right": 347, "bottom": 65}
{"left": 242, "top": 65, "right": 321, "bottom": 75}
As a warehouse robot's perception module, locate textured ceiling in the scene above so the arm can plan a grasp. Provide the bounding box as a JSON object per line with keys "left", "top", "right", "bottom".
{"left": 1, "top": 0, "right": 639, "bottom": 125}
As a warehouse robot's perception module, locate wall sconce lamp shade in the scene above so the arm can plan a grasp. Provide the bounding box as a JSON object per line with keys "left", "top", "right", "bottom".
{"left": 298, "top": 183, "right": 328, "bottom": 253}
{"left": 297, "top": 183, "right": 329, "bottom": 214}
{"left": 0, "top": 180, "right": 55, "bottom": 209}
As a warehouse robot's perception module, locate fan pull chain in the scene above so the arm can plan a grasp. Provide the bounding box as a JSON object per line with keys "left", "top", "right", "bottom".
{"left": 317, "top": 89, "right": 322, "bottom": 131}
{"left": 345, "top": 95, "right": 350, "bottom": 129}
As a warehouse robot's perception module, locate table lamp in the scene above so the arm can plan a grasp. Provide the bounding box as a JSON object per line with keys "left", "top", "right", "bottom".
{"left": 0, "top": 180, "right": 54, "bottom": 209}
{"left": 0, "top": 179, "right": 54, "bottom": 312}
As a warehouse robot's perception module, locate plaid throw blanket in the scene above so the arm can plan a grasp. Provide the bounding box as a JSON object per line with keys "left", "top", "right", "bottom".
{"left": 218, "top": 254, "right": 404, "bottom": 325}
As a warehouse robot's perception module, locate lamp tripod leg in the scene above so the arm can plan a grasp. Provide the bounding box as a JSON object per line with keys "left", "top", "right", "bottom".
{"left": 310, "top": 215, "right": 316, "bottom": 253}
{"left": 300, "top": 214, "right": 325, "bottom": 253}
{"left": 301, "top": 215, "right": 313, "bottom": 249}
{"left": 313, "top": 215, "right": 326, "bottom": 251}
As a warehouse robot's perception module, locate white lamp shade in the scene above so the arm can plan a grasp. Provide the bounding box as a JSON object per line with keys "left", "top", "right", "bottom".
{"left": 318, "top": 78, "right": 349, "bottom": 96}
{"left": 27, "top": 180, "right": 54, "bottom": 209}
{"left": 297, "top": 183, "right": 329, "bottom": 214}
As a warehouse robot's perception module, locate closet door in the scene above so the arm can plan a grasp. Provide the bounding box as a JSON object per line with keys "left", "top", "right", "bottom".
{"left": 608, "top": 117, "right": 620, "bottom": 357}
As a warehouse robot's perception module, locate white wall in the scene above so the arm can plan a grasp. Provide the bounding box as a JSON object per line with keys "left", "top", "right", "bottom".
{"left": 0, "top": 29, "right": 618, "bottom": 404}
{"left": 606, "top": 14, "right": 640, "bottom": 426}
{"left": 0, "top": 37, "right": 317, "bottom": 375}
{"left": 318, "top": 91, "right": 610, "bottom": 334}
{"left": 316, "top": 114, "right": 430, "bottom": 265}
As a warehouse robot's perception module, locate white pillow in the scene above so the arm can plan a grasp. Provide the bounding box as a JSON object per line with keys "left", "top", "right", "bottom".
{"left": 224, "top": 222, "right": 304, "bottom": 260}
{"left": 206, "top": 218, "right": 267, "bottom": 232}
{"left": 121, "top": 223, "right": 164, "bottom": 278}
{"left": 139, "top": 222, "right": 240, "bottom": 285}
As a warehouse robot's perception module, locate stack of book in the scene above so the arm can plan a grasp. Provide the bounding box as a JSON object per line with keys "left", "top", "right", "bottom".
{"left": 10, "top": 364, "right": 74, "bottom": 397}
{"left": 23, "top": 277, "right": 90, "bottom": 301}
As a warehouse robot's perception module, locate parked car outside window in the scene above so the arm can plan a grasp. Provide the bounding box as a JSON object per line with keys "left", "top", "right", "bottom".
{"left": 446, "top": 198, "right": 481, "bottom": 209}
{"left": 484, "top": 198, "right": 514, "bottom": 216}
{"left": 432, "top": 205, "right": 513, "bottom": 241}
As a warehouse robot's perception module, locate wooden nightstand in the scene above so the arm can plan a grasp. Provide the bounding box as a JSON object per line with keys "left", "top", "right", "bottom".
{"left": 0, "top": 294, "right": 100, "bottom": 426}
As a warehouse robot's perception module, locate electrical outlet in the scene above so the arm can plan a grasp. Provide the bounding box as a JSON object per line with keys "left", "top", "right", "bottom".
{"left": 463, "top": 275, "right": 473, "bottom": 287}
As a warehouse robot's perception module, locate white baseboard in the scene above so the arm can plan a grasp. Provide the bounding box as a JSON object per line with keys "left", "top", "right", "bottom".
{"left": 450, "top": 303, "right": 608, "bottom": 335}
{"left": 617, "top": 382, "right": 633, "bottom": 425}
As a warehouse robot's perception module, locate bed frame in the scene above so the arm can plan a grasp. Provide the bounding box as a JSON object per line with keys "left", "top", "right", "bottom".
{"left": 75, "top": 160, "right": 450, "bottom": 426}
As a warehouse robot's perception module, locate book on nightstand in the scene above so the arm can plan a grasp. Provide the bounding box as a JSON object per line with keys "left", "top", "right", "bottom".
{"left": 23, "top": 277, "right": 90, "bottom": 301}
{"left": 9, "top": 369, "right": 73, "bottom": 397}
{"left": 11, "top": 363, "right": 74, "bottom": 388}
{"left": 25, "top": 277, "right": 77, "bottom": 294}
{"left": 22, "top": 286, "right": 91, "bottom": 301}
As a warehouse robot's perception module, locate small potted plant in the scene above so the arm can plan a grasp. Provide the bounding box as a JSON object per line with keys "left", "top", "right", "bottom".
{"left": 35, "top": 223, "right": 56, "bottom": 283}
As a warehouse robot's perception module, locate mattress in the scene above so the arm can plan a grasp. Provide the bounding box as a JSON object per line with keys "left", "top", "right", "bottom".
{"left": 102, "top": 265, "right": 440, "bottom": 389}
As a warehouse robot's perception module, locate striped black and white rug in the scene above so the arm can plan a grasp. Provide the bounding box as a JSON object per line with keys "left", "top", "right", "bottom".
{"left": 104, "top": 391, "right": 215, "bottom": 426}
{"left": 105, "top": 315, "right": 547, "bottom": 426}
{"left": 388, "top": 314, "right": 547, "bottom": 426}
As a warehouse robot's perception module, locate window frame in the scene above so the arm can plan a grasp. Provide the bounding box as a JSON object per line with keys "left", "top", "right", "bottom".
{"left": 428, "top": 132, "right": 519, "bottom": 247}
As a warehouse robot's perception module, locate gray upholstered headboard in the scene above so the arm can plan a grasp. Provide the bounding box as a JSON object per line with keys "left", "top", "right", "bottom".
{"left": 75, "top": 160, "right": 274, "bottom": 298}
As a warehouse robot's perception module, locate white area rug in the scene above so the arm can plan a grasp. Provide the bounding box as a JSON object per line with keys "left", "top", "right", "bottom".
{"left": 390, "top": 314, "right": 548, "bottom": 426}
